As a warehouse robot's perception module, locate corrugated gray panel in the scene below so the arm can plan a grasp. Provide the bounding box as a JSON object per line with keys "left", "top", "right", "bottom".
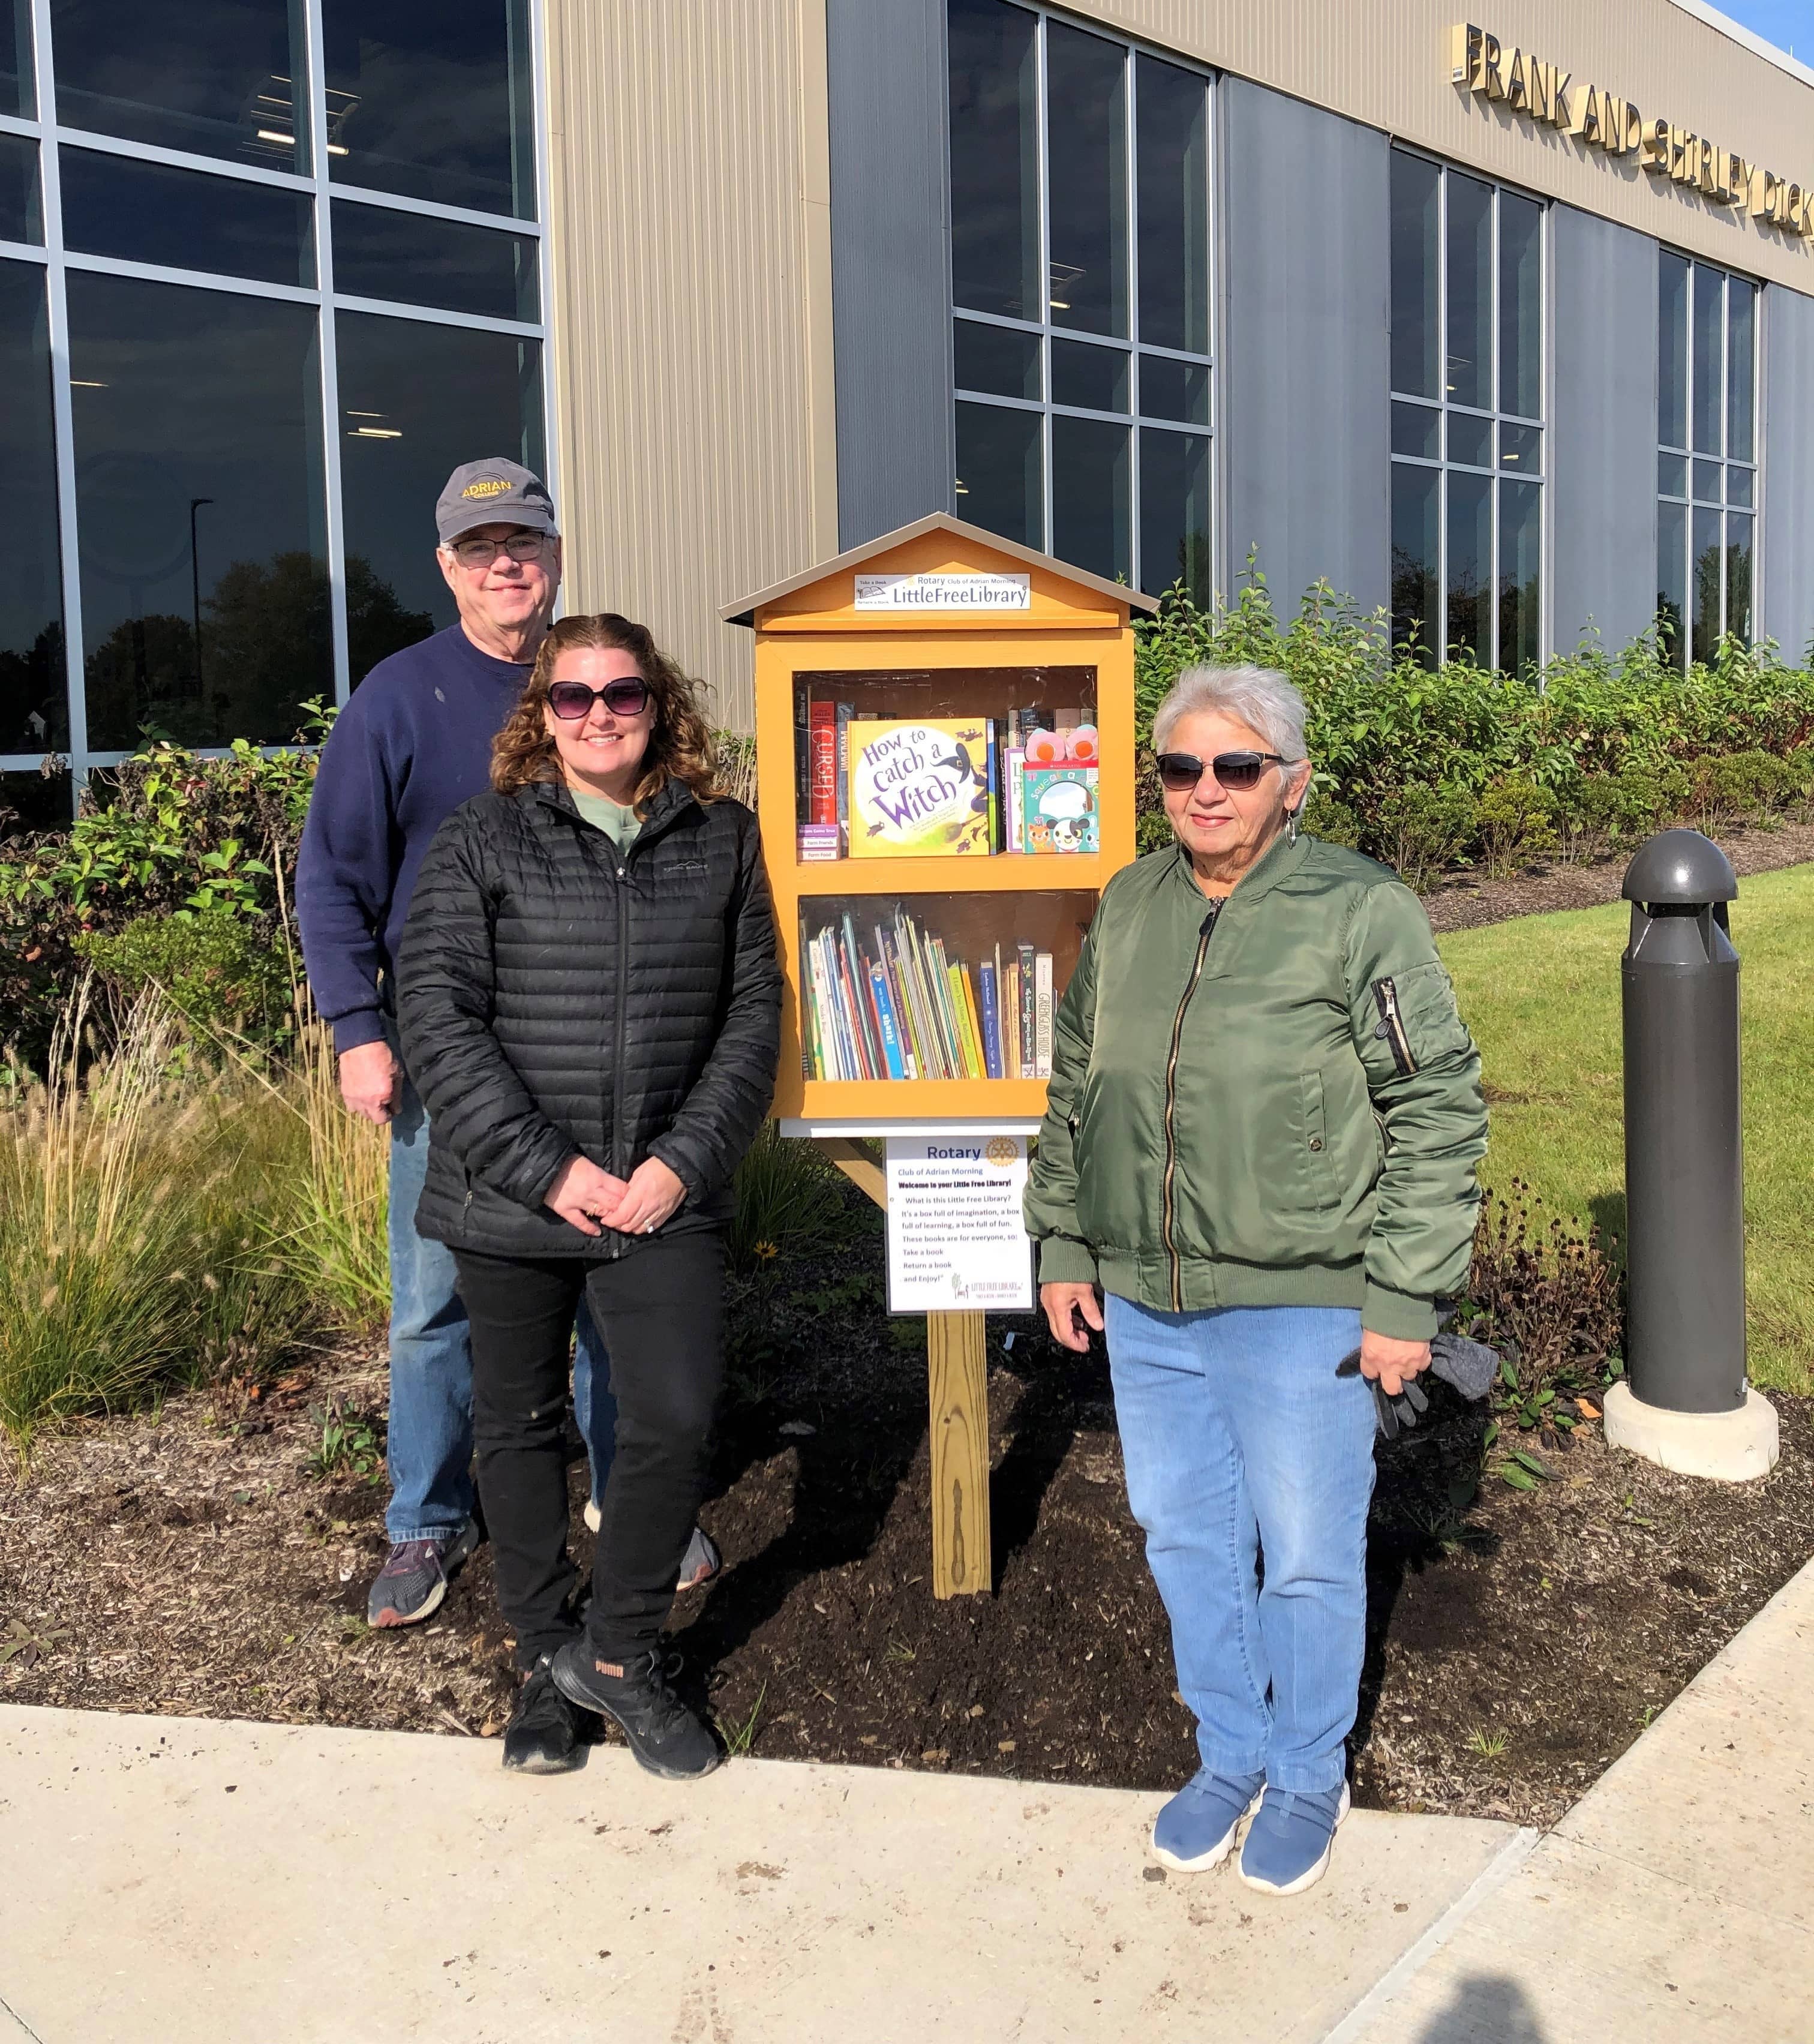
{"left": 1763, "top": 284, "right": 1814, "bottom": 664}
{"left": 828, "top": 0, "right": 953, "bottom": 548}
{"left": 545, "top": 1, "right": 833, "bottom": 734}
{"left": 1550, "top": 207, "right": 1659, "bottom": 655}
{"left": 1220, "top": 79, "right": 1389, "bottom": 615}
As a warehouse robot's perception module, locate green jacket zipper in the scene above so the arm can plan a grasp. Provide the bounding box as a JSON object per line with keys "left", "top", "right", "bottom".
{"left": 1161, "top": 903, "right": 1222, "bottom": 1310}
{"left": 1373, "top": 976, "right": 1417, "bottom": 1076}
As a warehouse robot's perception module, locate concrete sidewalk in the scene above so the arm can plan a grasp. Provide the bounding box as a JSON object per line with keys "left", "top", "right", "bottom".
{"left": 1334, "top": 1549, "right": 1814, "bottom": 2044}
{"left": 2, "top": 1555, "right": 1810, "bottom": 2043}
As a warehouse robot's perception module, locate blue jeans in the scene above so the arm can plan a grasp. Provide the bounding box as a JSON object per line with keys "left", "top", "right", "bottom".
{"left": 385, "top": 1076, "right": 617, "bottom": 1542}
{"left": 1104, "top": 1298, "right": 1375, "bottom": 1796}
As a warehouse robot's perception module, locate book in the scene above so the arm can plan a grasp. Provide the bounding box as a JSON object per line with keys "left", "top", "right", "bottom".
{"left": 958, "top": 964, "right": 987, "bottom": 1083}
{"left": 794, "top": 680, "right": 811, "bottom": 822}
{"left": 834, "top": 703, "right": 854, "bottom": 854}
{"left": 842, "top": 911, "right": 882, "bottom": 1079}
{"left": 869, "top": 962, "right": 906, "bottom": 1079}
{"left": 1017, "top": 941, "right": 1037, "bottom": 1077}
{"left": 978, "top": 959, "right": 1003, "bottom": 1080}
{"left": 984, "top": 719, "right": 1001, "bottom": 852}
{"left": 1022, "top": 764, "right": 1100, "bottom": 854}
{"left": 808, "top": 702, "right": 837, "bottom": 827}
{"left": 1004, "top": 746, "right": 1025, "bottom": 853}
{"left": 1034, "top": 950, "right": 1054, "bottom": 1078}
{"left": 797, "top": 824, "right": 840, "bottom": 862}
{"left": 847, "top": 719, "right": 992, "bottom": 857}
{"left": 1002, "top": 958, "right": 1021, "bottom": 1079}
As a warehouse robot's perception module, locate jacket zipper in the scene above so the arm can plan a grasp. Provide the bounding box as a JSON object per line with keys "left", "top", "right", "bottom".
{"left": 1373, "top": 977, "right": 1417, "bottom": 1076}
{"left": 1161, "top": 903, "right": 1221, "bottom": 1311}
{"left": 611, "top": 844, "right": 630, "bottom": 1260}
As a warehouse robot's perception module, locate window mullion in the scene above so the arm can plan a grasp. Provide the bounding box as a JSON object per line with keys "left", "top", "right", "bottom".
{"left": 29, "top": 0, "right": 87, "bottom": 805}
{"left": 302, "top": 0, "right": 349, "bottom": 704}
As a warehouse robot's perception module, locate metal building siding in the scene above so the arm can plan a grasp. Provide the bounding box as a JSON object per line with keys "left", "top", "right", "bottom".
{"left": 1762, "top": 283, "right": 1814, "bottom": 664}
{"left": 1549, "top": 206, "right": 1660, "bottom": 654}
{"left": 1044, "top": 1, "right": 1814, "bottom": 292}
{"left": 543, "top": 1, "right": 836, "bottom": 733}
{"left": 1219, "top": 80, "right": 1391, "bottom": 616}
{"left": 829, "top": 0, "right": 955, "bottom": 548}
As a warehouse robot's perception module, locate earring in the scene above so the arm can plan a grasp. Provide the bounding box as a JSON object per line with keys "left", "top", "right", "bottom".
{"left": 1286, "top": 806, "right": 1299, "bottom": 845}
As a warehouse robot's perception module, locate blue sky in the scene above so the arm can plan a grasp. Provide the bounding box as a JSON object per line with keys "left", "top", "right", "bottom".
{"left": 1712, "top": 0, "right": 1814, "bottom": 59}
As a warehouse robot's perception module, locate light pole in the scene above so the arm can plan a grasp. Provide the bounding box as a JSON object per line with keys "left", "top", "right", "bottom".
{"left": 188, "top": 496, "right": 214, "bottom": 691}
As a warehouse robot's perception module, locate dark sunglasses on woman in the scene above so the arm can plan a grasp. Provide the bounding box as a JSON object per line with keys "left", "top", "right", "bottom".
{"left": 1155, "top": 749, "right": 1286, "bottom": 793}
{"left": 548, "top": 678, "right": 651, "bottom": 720}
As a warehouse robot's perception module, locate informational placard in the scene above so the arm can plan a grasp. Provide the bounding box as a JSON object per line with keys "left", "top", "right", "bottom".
{"left": 854, "top": 570, "right": 1031, "bottom": 612}
{"left": 884, "top": 1133, "right": 1034, "bottom": 1313}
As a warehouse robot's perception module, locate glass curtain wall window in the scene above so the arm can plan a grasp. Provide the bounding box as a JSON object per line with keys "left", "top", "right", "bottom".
{"left": 1656, "top": 253, "right": 1756, "bottom": 668}
{"left": 947, "top": 0, "right": 1212, "bottom": 604}
{"left": 0, "top": 0, "right": 548, "bottom": 817}
{"left": 1389, "top": 148, "right": 1545, "bottom": 674}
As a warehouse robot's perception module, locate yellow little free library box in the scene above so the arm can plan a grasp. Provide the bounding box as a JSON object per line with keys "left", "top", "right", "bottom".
{"left": 725, "top": 514, "right": 1157, "bottom": 1124}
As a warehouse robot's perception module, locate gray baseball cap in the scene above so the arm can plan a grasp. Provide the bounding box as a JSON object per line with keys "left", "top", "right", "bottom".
{"left": 435, "top": 457, "right": 559, "bottom": 544}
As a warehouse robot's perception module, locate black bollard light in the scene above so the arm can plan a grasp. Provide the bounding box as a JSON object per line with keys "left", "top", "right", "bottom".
{"left": 1606, "top": 830, "right": 1776, "bottom": 1479}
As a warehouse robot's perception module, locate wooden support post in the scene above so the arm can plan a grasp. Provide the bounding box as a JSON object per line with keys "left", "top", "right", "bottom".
{"left": 816, "top": 1135, "right": 887, "bottom": 1208}
{"left": 811, "top": 1134, "right": 992, "bottom": 1598}
{"left": 926, "top": 1309, "right": 992, "bottom": 1598}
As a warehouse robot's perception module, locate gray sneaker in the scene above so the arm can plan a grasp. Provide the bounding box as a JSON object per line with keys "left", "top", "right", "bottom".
{"left": 579, "top": 1511, "right": 721, "bottom": 1593}
{"left": 367, "top": 1517, "right": 482, "bottom": 1628}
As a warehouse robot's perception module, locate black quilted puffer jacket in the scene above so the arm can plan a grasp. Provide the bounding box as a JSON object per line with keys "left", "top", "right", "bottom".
{"left": 396, "top": 776, "right": 781, "bottom": 1257}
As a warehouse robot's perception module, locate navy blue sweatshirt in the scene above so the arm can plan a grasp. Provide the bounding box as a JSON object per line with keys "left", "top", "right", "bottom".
{"left": 297, "top": 625, "right": 533, "bottom": 1053}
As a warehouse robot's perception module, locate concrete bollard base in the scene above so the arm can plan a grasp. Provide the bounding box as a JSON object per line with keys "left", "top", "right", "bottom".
{"left": 1602, "top": 1380, "right": 1780, "bottom": 1483}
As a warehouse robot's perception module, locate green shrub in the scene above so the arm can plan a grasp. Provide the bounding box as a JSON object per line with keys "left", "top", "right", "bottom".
{"left": 1376, "top": 782, "right": 1480, "bottom": 888}
{"left": 74, "top": 905, "right": 294, "bottom": 1046}
{"left": 1690, "top": 748, "right": 1801, "bottom": 831}
{"left": 1476, "top": 773, "right": 1560, "bottom": 880}
{"left": 1132, "top": 573, "right": 1812, "bottom": 884}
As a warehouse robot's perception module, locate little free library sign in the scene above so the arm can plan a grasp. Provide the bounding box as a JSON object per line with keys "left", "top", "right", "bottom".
{"left": 1452, "top": 22, "right": 1814, "bottom": 241}
{"left": 854, "top": 571, "right": 1031, "bottom": 612}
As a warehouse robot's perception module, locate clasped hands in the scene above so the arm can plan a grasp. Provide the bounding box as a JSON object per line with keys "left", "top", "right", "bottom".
{"left": 1038, "top": 1282, "right": 1432, "bottom": 1393}
{"left": 544, "top": 1154, "right": 687, "bottom": 1238}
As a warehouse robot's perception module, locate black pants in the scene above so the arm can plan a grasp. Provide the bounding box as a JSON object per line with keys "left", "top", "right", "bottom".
{"left": 453, "top": 1231, "right": 726, "bottom": 1670}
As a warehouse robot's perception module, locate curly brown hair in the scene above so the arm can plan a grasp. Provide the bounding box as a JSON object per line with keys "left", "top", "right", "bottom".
{"left": 490, "top": 613, "right": 720, "bottom": 808}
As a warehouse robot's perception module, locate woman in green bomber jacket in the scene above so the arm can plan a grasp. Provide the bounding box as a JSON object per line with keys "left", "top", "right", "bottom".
{"left": 1025, "top": 663, "right": 1487, "bottom": 1899}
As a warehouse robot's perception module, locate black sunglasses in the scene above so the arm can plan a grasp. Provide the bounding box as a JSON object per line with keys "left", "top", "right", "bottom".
{"left": 547, "top": 677, "right": 651, "bottom": 721}
{"left": 1155, "top": 749, "right": 1286, "bottom": 793}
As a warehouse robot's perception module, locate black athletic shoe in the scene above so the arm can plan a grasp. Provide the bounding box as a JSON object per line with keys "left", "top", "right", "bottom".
{"left": 551, "top": 1640, "right": 722, "bottom": 1779}
{"left": 501, "top": 1654, "right": 593, "bottom": 1775}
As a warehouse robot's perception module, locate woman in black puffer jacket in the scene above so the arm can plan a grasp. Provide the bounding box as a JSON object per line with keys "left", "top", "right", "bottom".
{"left": 398, "top": 612, "right": 780, "bottom": 1782}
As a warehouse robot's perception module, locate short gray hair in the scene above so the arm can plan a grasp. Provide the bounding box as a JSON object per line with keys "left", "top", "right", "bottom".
{"left": 1151, "top": 664, "right": 1309, "bottom": 764}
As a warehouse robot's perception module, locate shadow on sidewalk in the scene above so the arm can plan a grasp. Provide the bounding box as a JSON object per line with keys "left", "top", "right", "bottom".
{"left": 1410, "top": 1971, "right": 1549, "bottom": 2042}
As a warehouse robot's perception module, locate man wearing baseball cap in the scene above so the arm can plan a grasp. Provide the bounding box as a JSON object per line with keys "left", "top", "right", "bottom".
{"left": 298, "top": 460, "right": 717, "bottom": 1631}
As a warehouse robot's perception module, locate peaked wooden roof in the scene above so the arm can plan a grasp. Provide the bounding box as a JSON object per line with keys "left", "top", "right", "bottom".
{"left": 722, "top": 512, "right": 1162, "bottom": 626}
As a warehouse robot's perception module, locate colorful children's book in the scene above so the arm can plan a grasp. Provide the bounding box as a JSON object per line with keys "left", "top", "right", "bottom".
{"left": 847, "top": 719, "right": 992, "bottom": 856}
{"left": 1022, "top": 765, "right": 1100, "bottom": 854}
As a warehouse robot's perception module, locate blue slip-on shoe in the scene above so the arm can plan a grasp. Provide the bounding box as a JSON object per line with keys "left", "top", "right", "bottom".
{"left": 1149, "top": 1767, "right": 1266, "bottom": 1873}
{"left": 1238, "top": 1781, "right": 1352, "bottom": 1896}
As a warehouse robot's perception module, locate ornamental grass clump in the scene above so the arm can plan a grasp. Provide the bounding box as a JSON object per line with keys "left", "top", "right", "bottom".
{"left": 0, "top": 983, "right": 317, "bottom": 1451}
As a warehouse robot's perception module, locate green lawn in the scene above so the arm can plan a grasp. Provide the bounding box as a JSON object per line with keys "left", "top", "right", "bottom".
{"left": 1439, "top": 864, "right": 1814, "bottom": 1396}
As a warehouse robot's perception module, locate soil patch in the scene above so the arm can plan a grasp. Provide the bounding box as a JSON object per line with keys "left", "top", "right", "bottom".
{"left": 4, "top": 1225, "right": 1810, "bottom": 1829}
{"left": 1419, "top": 820, "right": 1814, "bottom": 932}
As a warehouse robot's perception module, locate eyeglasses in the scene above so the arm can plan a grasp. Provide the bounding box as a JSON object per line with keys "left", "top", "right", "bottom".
{"left": 448, "top": 532, "right": 550, "bottom": 568}
{"left": 547, "top": 677, "right": 651, "bottom": 720}
{"left": 1155, "top": 749, "right": 1286, "bottom": 793}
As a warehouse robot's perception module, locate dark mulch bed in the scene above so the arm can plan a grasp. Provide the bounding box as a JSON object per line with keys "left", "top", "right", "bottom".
{"left": 1419, "top": 818, "right": 1814, "bottom": 932}
{"left": 5, "top": 1209, "right": 1811, "bottom": 1830}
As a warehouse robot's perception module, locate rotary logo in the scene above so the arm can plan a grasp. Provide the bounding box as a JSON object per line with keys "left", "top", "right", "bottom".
{"left": 984, "top": 1136, "right": 1019, "bottom": 1168}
